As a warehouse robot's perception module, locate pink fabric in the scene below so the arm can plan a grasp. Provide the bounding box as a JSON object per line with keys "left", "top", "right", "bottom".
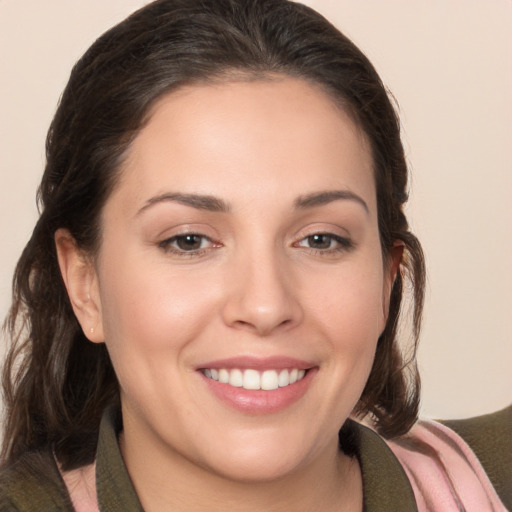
{"left": 387, "top": 420, "right": 507, "bottom": 511}
{"left": 60, "top": 461, "right": 99, "bottom": 512}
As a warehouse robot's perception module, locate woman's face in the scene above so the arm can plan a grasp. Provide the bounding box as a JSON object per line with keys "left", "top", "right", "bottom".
{"left": 89, "top": 77, "right": 396, "bottom": 481}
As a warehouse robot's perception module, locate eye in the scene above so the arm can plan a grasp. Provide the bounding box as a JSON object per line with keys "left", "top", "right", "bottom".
{"left": 296, "top": 233, "right": 353, "bottom": 252}
{"left": 159, "top": 234, "right": 215, "bottom": 254}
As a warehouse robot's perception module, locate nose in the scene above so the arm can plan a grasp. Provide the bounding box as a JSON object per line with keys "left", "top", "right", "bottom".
{"left": 221, "top": 249, "right": 303, "bottom": 336}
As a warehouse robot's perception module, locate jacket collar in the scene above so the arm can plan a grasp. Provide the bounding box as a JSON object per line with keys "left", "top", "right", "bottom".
{"left": 95, "top": 407, "right": 417, "bottom": 512}
{"left": 349, "top": 420, "right": 417, "bottom": 511}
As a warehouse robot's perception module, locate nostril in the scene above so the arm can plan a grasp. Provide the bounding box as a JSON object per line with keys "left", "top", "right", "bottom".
{"left": 230, "top": 316, "right": 295, "bottom": 336}
{"left": 221, "top": 269, "right": 304, "bottom": 334}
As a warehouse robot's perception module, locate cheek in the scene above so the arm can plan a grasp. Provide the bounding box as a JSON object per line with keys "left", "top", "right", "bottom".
{"left": 291, "top": 258, "right": 386, "bottom": 428}
{"left": 305, "top": 255, "right": 387, "bottom": 383}
{"left": 307, "top": 261, "right": 387, "bottom": 340}
{"left": 96, "top": 247, "right": 221, "bottom": 362}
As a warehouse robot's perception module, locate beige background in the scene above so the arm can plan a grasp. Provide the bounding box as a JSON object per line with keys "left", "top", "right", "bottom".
{"left": 0, "top": 0, "right": 510, "bottom": 420}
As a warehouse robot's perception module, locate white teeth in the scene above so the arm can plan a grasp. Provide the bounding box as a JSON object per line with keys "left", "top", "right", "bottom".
{"left": 243, "top": 369, "right": 260, "bottom": 390}
{"left": 203, "top": 367, "right": 307, "bottom": 390}
{"left": 278, "top": 369, "right": 289, "bottom": 387}
{"left": 229, "top": 369, "right": 243, "bottom": 387}
{"left": 218, "top": 368, "right": 229, "bottom": 383}
{"left": 261, "top": 370, "right": 279, "bottom": 390}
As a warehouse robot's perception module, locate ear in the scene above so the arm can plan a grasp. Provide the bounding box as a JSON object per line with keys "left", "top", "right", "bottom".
{"left": 381, "top": 240, "right": 404, "bottom": 321}
{"left": 55, "top": 228, "right": 104, "bottom": 343}
{"left": 388, "top": 240, "right": 404, "bottom": 287}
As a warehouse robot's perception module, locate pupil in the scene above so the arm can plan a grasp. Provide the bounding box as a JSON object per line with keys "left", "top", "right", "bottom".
{"left": 177, "top": 235, "right": 201, "bottom": 250}
{"left": 309, "top": 234, "right": 331, "bottom": 249}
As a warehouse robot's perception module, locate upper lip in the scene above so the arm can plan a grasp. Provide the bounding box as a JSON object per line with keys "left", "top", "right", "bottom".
{"left": 196, "top": 356, "right": 315, "bottom": 371}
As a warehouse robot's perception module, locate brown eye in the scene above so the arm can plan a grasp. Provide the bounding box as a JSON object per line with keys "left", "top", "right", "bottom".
{"left": 175, "top": 234, "right": 204, "bottom": 251}
{"left": 160, "top": 234, "right": 212, "bottom": 253}
{"left": 296, "top": 233, "right": 353, "bottom": 253}
{"left": 306, "top": 234, "right": 333, "bottom": 250}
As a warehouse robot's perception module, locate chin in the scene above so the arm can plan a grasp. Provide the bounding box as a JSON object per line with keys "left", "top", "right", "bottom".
{"left": 192, "top": 425, "right": 330, "bottom": 484}
{"left": 206, "top": 452, "right": 306, "bottom": 484}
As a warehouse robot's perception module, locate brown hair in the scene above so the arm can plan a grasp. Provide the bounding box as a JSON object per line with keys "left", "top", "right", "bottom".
{"left": 2, "top": 0, "right": 425, "bottom": 470}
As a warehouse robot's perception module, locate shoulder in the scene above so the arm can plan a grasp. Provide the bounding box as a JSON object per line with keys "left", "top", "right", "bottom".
{"left": 441, "top": 404, "right": 512, "bottom": 508}
{"left": 0, "top": 449, "right": 73, "bottom": 512}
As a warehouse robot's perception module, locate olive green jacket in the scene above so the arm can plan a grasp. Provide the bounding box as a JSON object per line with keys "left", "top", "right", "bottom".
{"left": 1, "top": 406, "right": 511, "bottom": 511}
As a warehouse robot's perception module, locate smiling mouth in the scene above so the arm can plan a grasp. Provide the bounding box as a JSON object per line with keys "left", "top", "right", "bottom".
{"left": 201, "top": 368, "right": 307, "bottom": 391}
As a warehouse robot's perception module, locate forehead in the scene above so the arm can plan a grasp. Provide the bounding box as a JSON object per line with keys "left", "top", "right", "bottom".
{"left": 113, "top": 77, "right": 375, "bottom": 215}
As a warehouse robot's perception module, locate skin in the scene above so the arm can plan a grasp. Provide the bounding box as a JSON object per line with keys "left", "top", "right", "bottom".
{"left": 57, "top": 77, "right": 400, "bottom": 511}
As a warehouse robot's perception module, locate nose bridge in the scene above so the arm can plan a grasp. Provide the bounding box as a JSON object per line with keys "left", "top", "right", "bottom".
{"left": 222, "top": 239, "right": 302, "bottom": 335}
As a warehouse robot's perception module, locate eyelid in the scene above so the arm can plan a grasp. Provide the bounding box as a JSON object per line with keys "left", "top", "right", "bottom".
{"left": 291, "top": 224, "right": 355, "bottom": 255}
{"left": 296, "top": 233, "right": 351, "bottom": 247}
{"left": 158, "top": 230, "right": 222, "bottom": 257}
{"left": 160, "top": 233, "right": 209, "bottom": 248}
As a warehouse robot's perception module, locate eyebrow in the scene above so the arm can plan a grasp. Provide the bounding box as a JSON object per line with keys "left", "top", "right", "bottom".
{"left": 294, "top": 190, "right": 369, "bottom": 213}
{"left": 137, "top": 189, "right": 369, "bottom": 216}
{"left": 137, "top": 193, "right": 230, "bottom": 215}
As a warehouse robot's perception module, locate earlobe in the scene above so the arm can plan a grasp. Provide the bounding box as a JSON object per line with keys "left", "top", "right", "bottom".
{"left": 55, "top": 228, "right": 104, "bottom": 343}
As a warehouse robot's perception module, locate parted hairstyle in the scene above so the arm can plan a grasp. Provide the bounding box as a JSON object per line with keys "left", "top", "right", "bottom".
{"left": 2, "top": 0, "right": 425, "bottom": 470}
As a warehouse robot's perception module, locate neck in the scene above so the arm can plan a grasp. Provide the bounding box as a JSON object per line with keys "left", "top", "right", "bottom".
{"left": 120, "top": 428, "right": 363, "bottom": 512}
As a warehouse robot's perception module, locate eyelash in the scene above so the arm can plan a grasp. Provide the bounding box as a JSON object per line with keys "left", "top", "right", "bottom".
{"left": 158, "top": 232, "right": 353, "bottom": 257}
{"left": 294, "top": 233, "right": 354, "bottom": 255}
{"left": 158, "top": 233, "right": 219, "bottom": 257}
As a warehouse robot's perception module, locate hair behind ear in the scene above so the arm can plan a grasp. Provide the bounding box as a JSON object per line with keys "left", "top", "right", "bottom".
{"left": 356, "top": 231, "right": 425, "bottom": 438}
{"left": 2, "top": 216, "right": 119, "bottom": 470}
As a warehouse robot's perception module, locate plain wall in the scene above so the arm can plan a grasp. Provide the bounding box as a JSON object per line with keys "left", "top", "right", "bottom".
{"left": 1, "top": 0, "right": 511, "bottom": 420}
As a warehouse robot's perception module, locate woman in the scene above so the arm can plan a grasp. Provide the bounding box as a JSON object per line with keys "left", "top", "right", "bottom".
{"left": 1, "top": 0, "right": 510, "bottom": 510}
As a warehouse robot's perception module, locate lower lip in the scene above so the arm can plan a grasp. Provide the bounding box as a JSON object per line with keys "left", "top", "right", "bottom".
{"left": 200, "top": 369, "right": 316, "bottom": 414}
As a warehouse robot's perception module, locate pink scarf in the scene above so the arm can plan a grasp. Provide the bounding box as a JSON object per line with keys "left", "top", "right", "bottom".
{"left": 60, "top": 461, "right": 98, "bottom": 512}
{"left": 387, "top": 419, "right": 507, "bottom": 511}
